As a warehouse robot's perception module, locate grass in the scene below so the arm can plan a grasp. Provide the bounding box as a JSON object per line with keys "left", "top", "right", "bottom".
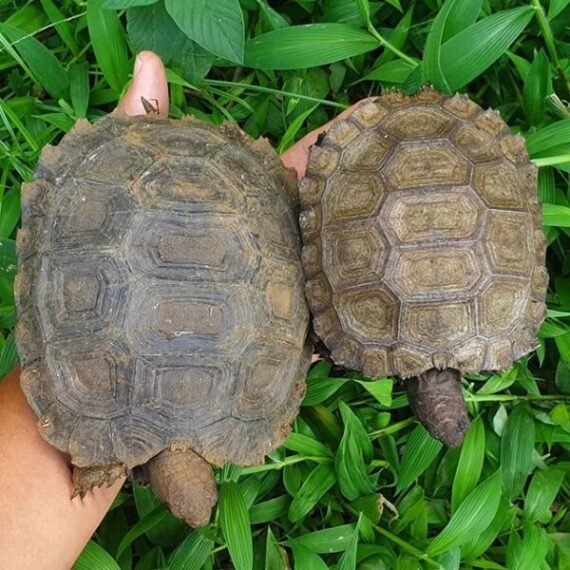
{"left": 1, "top": 0, "right": 569, "bottom": 568}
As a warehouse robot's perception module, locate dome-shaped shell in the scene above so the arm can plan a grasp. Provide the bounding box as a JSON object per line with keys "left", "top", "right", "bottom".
{"left": 16, "top": 114, "right": 311, "bottom": 469}
{"left": 300, "top": 89, "right": 548, "bottom": 379}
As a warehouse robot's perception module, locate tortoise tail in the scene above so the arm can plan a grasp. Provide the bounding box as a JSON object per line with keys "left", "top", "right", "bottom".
{"left": 407, "top": 368, "right": 469, "bottom": 447}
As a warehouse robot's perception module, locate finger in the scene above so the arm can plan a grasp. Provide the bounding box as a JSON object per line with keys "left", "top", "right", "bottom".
{"left": 280, "top": 97, "right": 377, "bottom": 179}
{"left": 116, "top": 51, "right": 169, "bottom": 116}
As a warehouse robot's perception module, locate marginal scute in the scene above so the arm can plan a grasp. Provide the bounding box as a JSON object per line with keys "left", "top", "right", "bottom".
{"left": 301, "top": 89, "right": 547, "bottom": 382}
{"left": 451, "top": 123, "right": 500, "bottom": 162}
{"left": 336, "top": 287, "right": 399, "bottom": 344}
{"left": 484, "top": 212, "right": 533, "bottom": 275}
{"left": 350, "top": 101, "right": 388, "bottom": 128}
{"left": 478, "top": 279, "right": 529, "bottom": 336}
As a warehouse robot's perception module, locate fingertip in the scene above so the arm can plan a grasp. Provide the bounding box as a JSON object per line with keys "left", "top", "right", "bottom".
{"left": 117, "top": 51, "right": 169, "bottom": 116}
{"left": 279, "top": 97, "right": 378, "bottom": 180}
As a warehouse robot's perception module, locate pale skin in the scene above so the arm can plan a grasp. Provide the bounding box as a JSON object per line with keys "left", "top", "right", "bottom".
{"left": 0, "top": 50, "right": 366, "bottom": 569}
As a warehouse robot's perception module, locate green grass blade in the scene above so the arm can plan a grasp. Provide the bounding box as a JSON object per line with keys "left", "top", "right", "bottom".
{"left": 500, "top": 405, "right": 535, "bottom": 498}
{"left": 524, "top": 467, "right": 565, "bottom": 524}
{"left": 354, "top": 378, "right": 393, "bottom": 406}
{"left": 438, "top": 6, "right": 534, "bottom": 91}
{"left": 288, "top": 463, "right": 337, "bottom": 522}
{"left": 506, "top": 523, "right": 550, "bottom": 570}
{"left": 335, "top": 401, "right": 375, "bottom": 500}
{"left": 422, "top": 0, "right": 459, "bottom": 91}
{"left": 39, "top": 0, "right": 79, "bottom": 55}
{"left": 169, "top": 529, "right": 215, "bottom": 570}
{"left": 443, "top": 0, "right": 483, "bottom": 39}
{"left": 291, "top": 524, "right": 355, "bottom": 553}
{"left": 527, "top": 119, "right": 570, "bottom": 158}
{"left": 428, "top": 470, "right": 503, "bottom": 556}
{"left": 2, "top": 24, "right": 68, "bottom": 100}
{"left": 337, "top": 513, "right": 362, "bottom": 570}
{"left": 219, "top": 481, "right": 253, "bottom": 570}
{"left": 290, "top": 542, "right": 329, "bottom": 569}
{"left": 0, "top": 331, "right": 18, "bottom": 378}
{"left": 165, "top": 0, "right": 244, "bottom": 64}
{"left": 73, "top": 541, "right": 121, "bottom": 570}
{"left": 103, "top": 0, "right": 159, "bottom": 7}
{"left": 87, "top": 0, "right": 130, "bottom": 94}
{"left": 523, "top": 50, "right": 551, "bottom": 126}
{"left": 69, "top": 62, "right": 90, "bottom": 118}
{"left": 265, "top": 526, "right": 287, "bottom": 570}
{"left": 542, "top": 203, "right": 570, "bottom": 227}
{"left": 451, "top": 416, "right": 485, "bottom": 513}
{"left": 245, "top": 24, "right": 379, "bottom": 70}
{"left": 115, "top": 505, "right": 168, "bottom": 558}
{"left": 397, "top": 425, "right": 443, "bottom": 492}
{"left": 283, "top": 432, "right": 333, "bottom": 458}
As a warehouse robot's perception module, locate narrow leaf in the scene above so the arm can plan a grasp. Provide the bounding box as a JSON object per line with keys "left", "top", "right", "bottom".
{"left": 292, "top": 524, "right": 355, "bottom": 553}
{"left": 438, "top": 7, "right": 534, "bottom": 91}
{"left": 451, "top": 416, "right": 485, "bottom": 512}
{"left": 73, "top": 541, "right": 121, "bottom": 570}
{"left": 265, "top": 526, "right": 287, "bottom": 570}
{"left": 428, "top": 470, "right": 503, "bottom": 556}
{"left": 523, "top": 50, "right": 551, "bottom": 125}
{"left": 169, "top": 529, "right": 214, "bottom": 570}
{"left": 245, "top": 24, "right": 379, "bottom": 70}
{"left": 288, "top": 463, "right": 337, "bottom": 522}
{"left": 87, "top": 0, "right": 130, "bottom": 94}
{"left": 69, "top": 62, "right": 90, "bottom": 118}
{"left": 397, "top": 425, "right": 442, "bottom": 492}
{"left": 501, "top": 405, "right": 535, "bottom": 498}
{"left": 524, "top": 467, "right": 565, "bottom": 524}
{"left": 219, "top": 482, "right": 253, "bottom": 570}
{"left": 2, "top": 24, "right": 68, "bottom": 99}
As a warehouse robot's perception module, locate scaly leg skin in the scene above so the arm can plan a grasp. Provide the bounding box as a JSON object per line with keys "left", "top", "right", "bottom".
{"left": 72, "top": 464, "right": 127, "bottom": 498}
{"left": 407, "top": 368, "right": 469, "bottom": 447}
{"left": 146, "top": 448, "right": 217, "bottom": 528}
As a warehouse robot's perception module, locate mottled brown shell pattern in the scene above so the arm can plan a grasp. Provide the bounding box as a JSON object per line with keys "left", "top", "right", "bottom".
{"left": 16, "top": 113, "right": 311, "bottom": 470}
{"left": 300, "top": 88, "right": 548, "bottom": 379}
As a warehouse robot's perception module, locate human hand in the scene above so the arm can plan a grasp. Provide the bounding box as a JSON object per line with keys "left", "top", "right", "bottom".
{"left": 0, "top": 51, "right": 168, "bottom": 570}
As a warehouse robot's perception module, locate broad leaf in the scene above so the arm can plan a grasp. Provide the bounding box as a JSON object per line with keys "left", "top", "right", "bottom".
{"left": 165, "top": 0, "right": 245, "bottom": 63}
{"left": 245, "top": 24, "right": 379, "bottom": 70}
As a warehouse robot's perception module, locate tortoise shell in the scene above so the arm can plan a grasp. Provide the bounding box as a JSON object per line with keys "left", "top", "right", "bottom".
{"left": 300, "top": 89, "right": 548, "bottom": 379}
{"left": 16, "top": 113, "right": 311, "bottom": 470}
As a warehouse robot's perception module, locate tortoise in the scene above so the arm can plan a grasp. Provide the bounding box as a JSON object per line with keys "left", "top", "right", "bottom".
{"left": 299, "top": 88, "right": 548, "bottom": 447}
{"left": 15, "top": 112, "right": 311, "bottom": 526}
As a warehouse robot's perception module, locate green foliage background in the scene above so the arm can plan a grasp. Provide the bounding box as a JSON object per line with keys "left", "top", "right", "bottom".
{"left": 1, "top": 0, "right": 569, "bottom": 568}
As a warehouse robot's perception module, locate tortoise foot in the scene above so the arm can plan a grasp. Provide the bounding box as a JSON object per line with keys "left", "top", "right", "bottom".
{"left": 146, "top": 448, "right": 217, "bottom": 527}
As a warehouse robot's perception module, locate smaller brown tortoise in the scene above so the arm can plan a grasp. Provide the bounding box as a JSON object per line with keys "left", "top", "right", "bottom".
{"left": 299, "top": 88, "right": 548, "bottom": 447}
{"left": 15, "top": 112, "right": 311, "bottom": 526}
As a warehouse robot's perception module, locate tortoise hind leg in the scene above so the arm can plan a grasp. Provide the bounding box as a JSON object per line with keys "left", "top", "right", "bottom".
{"left": 146, "top": 448, "right": 217, "bottom": 528}
{"left": 407, "top": 368, "right": 469, "bottom": 447}
{"left": 72, "top": 464, "right": 127, "bottom": 498}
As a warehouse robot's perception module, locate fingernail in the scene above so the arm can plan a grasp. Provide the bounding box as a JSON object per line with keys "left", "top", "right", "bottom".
{"left": 134, "top": 53, "right": 144, "bottom": 77}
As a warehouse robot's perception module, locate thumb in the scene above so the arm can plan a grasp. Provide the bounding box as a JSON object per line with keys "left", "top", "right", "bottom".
{"left": 116, "top": 51, "right": 169, "bottom": 116}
